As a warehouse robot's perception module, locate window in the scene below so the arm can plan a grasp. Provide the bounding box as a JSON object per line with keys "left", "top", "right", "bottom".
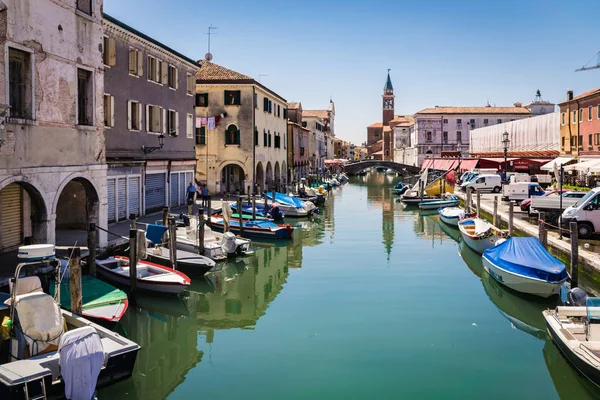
{"left": 147, "top": 56, "right": 165, "bottom": 84}
{"left": 268, "top": 130, "right": 272, "bottom": 147}
{"left": 254, "top": 92, "right": 258, "bottom": 108}
{"left": 269, "top": 100, "right": 273, "bottom": 114}
{"left": 8, "top": 48, "right": 32, "bottom": 119}
{"left": 224, "top": 90, "right": 241, "bottom": 106}
{"left": 578, "top": 135, "right": 583, "bottom": 148}
{"left": 196, "top": 126, "right": 206, "bottom": 145}
{"left": 284, "top": 108, "right": 288, "bottom": 119}
{"left": 277, "top": 105, "right": 281, "bottom": 117}
{"left": 469, "top": 119, "right": 475, "bottom": 124}
{"left": 77, "top": 68, "right": 93, "bottom": 126}
{"left": 167, "top": 110, "right": 178, "bottom": 136}
{"left": 455, "top": 131, "right": 461, "bottom": 143}
{"left": 263, "top": 129, "right": 267, "bottom": 146}
{"left": 561, "top": 112, "right": 565, "bottom": 125}
{"left": 579, "top": 108, "right": 584, "bottom": 122}
{"left": 302, "top": 121, "right": 307, "bottom": 128}
{"left": 186, "top": 74, "right": 195, "bottom": 96}
{"left": 443, "top": 131, "right": 448, "bottom": 143}
{"left": 443, "top": 119, "right": 448, "bottom": 124}
{"left": 254, "top": 127, "right": 258, "bottom": 146}
{"left": 483, "top": 119, "right": 488, "bottom": 124}
{"left": 595, "top": 133, "right": 600, "bottom": 146}
{"left": 103, "top": 94, "right": 114, "bottom": 128}
{"left": 456, "top": 119, "right": 462, "bottom": 124}
{"left": 128, "top": 48, "right": 143, "bottom": 76}
{"left": 497, "top": 119, "right": 502, "bottom": 124}
{"left": 426, "top": 131, "right": 432, "bottom": 142}
{"left": 127, "top": 100, "right": 142, "bottom": 131}
{"left": 598, "top": 105, "right": 600, "bottom": 120}
{"left": 561, "top": 136, "right": 565, "bottom": 149}
{"left": 168, "top": 65, "right": 178, "bottom": 89}
{"left": 225, "top": 124, "right": 240, "bottom": 145}
{"left": 589, "top": 134, "right": 593, "bottom": 148}
{"left": 589, "top": 106, "right": 594, "bottom": 121}
{"left": 195, "top": 93, "right": 208, "bottom": 107}
{"left": 76, "top": 0, "right": 92, "bottom": 15}
{"left": 103, "top": 37, "right": 116, "bottom": 66}
{"left": 274, "top": 133, "right": 280, "bottom": 148}
{"left": 571, "top": 135, "right": 577, "bottom": 147}
{"left": 146, "top": 105, "right": 164, "bottom": 133}
{"left": 186, "top": 114, "right": 193, "bottom": 138}
{"left": 263, "top": 97, "right": 269, "bottom": 112}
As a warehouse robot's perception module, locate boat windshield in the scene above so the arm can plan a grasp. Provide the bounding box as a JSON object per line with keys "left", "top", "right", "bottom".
{"left": 587, "top": 298, "right": 600, "bottom": 321}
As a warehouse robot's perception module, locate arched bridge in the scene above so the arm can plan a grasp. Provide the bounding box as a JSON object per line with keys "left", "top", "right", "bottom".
{"left": 344, "top": 160, "right": 421, "bottom": 176}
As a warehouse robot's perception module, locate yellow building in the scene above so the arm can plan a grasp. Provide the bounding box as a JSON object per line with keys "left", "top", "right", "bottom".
{"left": 195, "top": 61, "right": 288, "bottom": 195}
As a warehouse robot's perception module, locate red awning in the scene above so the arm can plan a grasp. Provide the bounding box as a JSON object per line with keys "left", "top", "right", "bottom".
{"left": 458, "top": 159, "right": 478, "bottom": 172}
{"left": 421, "top": 158, "right": 460, "bottom": 171}
{"left": 479, "top": 157, "right": 518, "bottom": 163}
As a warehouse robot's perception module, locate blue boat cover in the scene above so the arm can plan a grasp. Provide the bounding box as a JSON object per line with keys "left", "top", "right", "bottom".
{"left": 483, "top": 237, "right": 568, "bottom": 283}
{"left": 146, "top": 224, "right": 168, "bottom": 245}
{"left": 267, "top": 192, "right": 304, "bottom": 208}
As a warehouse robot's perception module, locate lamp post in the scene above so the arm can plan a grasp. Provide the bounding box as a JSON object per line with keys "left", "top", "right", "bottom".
{"left": 502, "top": 130, "right": 510, "bottom": 177}
{"left": 142, "top": 133, "right": 165, "bottom": 155}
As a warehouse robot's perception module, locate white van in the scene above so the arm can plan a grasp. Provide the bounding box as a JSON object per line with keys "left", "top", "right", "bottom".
{"left": 462, "top": 174, "right": 502, "bottom": 193}
{"left": 561, "top": 188, "right": 600, "bottom": 238}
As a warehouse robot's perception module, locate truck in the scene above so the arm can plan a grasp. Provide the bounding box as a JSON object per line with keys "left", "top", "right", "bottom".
{"left": 530, "top": 192, "right": 587, "bottom": 226}
{"left": 561, "top": 188, "right": 600, "bottom": 238}
{"left": 502, "top": 182, "right": 545, "bottom": 203}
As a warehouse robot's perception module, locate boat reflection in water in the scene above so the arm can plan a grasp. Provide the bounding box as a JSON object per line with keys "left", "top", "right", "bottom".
{"left": 458, "top": 237, "right": 484, "bottom": 278}
{"left": 543, "top": 339, "right": 600, "bottom": 399}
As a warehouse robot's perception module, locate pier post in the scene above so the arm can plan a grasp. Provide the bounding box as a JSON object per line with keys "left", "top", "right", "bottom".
{"left": 419, "top": 181, "right": 424, "bottom": 203}
{"left": 129, "top": 213, "right": 137, "bottom": 230}
{"left": 207, "top": 195, "right": 212, "bottom": 215}
{"left": 252, "top": 185, "right": 257, "bottom": 220}
{"left": 129, "top": 229, "right": 138, "bottom": 294}
{"left": 465, "top": 189, "right": 471, "bottom": 214}
{"left": 237, "top": 191, "right": 245, "bottom": 237}
{"left": 87, "top": 222, "right": 96, "bottom": 277}
{"left": 68, "top": 247, "right": 82, "bottom": 315}
{"left": 197, "top": 208, "right": 205, "bottom": 255}
{"left": 493, "top": 196, "right": 498, "bottom": 227}
{"left": 476, "top": 190, "right": 481, "bottom": 218}
{"left": 538, "top": 212, "right": 547, "bottom": 247}
{"left": 168, "top": 217, "right": 177, "bottom": 270}
{"left": 570, "top": 222, "right": 579, "bottom": 288}
{"left": 508, "top": 202, "right": 514, "bottom": 236}
{"left": 247, "top": 186, "right": 251, "bottom": 204}
{"left": 264, "top": 190, "right": 268, "bottom": 218}
{"left": 162, "top": 206, "right": 169, "bottom": 244}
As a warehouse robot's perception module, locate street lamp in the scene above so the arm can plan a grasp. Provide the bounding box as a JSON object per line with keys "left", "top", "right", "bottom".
{"left": 502, "top": 130, "right": 510, "bottom": 175}
{"left": 142, "top": 133, "right": 165, "bottom": 154}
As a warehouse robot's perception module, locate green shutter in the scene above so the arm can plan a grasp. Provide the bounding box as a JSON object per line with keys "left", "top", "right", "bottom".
{"left": 264, "top": 98, "right": 268, "bottom": 111}
{"left": 235, "top": 129, "right": 240, "bottom": 145}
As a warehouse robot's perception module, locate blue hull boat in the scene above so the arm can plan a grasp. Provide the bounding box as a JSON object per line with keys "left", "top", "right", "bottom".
{"left": 265, "top": 192, "right": 318, "bottom": 217}
{"left": 230, "top": 203, "right": 285, "bottom": 221}
{"left": 209, "top": 215, "right": 294, "bottom": 240}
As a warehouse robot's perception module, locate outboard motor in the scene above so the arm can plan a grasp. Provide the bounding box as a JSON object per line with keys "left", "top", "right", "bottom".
{"left": 221, "top": 232, "right": 237, "bottom": 256}
{"left": 269, "top": 204, "right": 284, "bottom": 221}
{"left": 178, "top": 213, "right": 191, "bottom": 227}
{"left": 567, "top": 287, "right": 589, "bottom": 306}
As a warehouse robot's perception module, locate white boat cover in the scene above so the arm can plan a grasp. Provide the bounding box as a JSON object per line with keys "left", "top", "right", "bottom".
{"left": 59, "top": 326, "right": 105, "bottom": 400}
{"left": 9, "top": 276, "right": 43, "bottom": 296}
{"left": 221, "top": 232, "right": 237, "bottom": 254}
{"left": 13, "top": 292, "right": 63, "bottom": 355}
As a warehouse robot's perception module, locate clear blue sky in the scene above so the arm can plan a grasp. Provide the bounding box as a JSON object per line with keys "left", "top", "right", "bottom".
{"left": 105, "top": 0, "right": 600, "bottom": 145}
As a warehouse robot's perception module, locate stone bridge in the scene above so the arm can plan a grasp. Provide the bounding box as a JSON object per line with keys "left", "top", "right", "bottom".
{"left": 344, "top": 160, "right": 421, "bottom": 176}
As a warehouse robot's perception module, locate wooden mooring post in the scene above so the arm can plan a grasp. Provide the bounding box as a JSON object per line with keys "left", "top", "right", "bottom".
{"left": 87, "top": 223, "right": 96, "bottom": 277}
{"left": 206, "top": 196, "right": 212, "bottom": 227}
{"left": 197, "top": 208, "right": 205, "bottom": 255}
{"left": 252, "top": 185, "right": 257, "bottom": 220}
{"left": 129, "top": 213, "right": 137, "bottom": 230}
{"left": 570, "top": 221, "right": 579, "bottom": 288}
{"left": 168, "top": 217, "right": 177, "bottom": 270}
{"left": 508, "top": 202, "right": 514, "bottom": 236}
{"left": 129, "top": 228, "right": 138, "bottom": 294}
{"left": 476, "top": 190, "right": 481, "bottom": 218}
{"left": 538, "top": 212, "right": 547, "bottom": 247}
{"left": 237, "top": 191, "right": 245, "bottom": 237}
{"left": 162, "top": 206, "right": 169, "bottom": 226}
{"left": 492, "top": 196, "right": 498, "bottom": 227}
{"left": 68, "top": 247, "right": 82, "bottom": 315}
{"left": 465, "top": 189, "right": 471, "bottom": 214}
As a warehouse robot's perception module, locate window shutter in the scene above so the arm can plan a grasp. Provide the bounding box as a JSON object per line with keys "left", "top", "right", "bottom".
{"left": 145, "top": 105, "right": 150, "bottom": 132}
{"left": 129, "top": 49, "right": 136, "bottom": 74}
{"left": 264, "top": 98, "right": 268, "bottom": 111}
{"left": 235, "top": 129, "right": 240, "bottom": 145}
{"left": 161, "top": 108, "right": 166, "bottom": 133}
{"left": 137, "top": 51, "right": 143, "bottom": 76}
{"left": 161, "top": 61, "right": 168, "bottom": 84}
{"left": 175, "top": 112, "right": 179, "bottom": 136}
{"left": 175, "top": 68, "right": 179, "bottom": 89}
{"left": 110, "top": 96, "right": 115, "bottom": 127}
{"left": 107, "top": 38, "right": 116, "bottom": 66}
{"left": 147, "top": 56, "right": 152, "bottom": 80}
{"left": 137, "top": 103, "right": 142, "bottom": 130}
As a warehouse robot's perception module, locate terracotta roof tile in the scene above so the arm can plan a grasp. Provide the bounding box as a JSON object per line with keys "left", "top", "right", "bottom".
{"left": 288, "top": 102, "right": 301, "bottom": 109}
{"left": 559, "top": 88, "right": 600, "bottom": 105}
{"left": 303, "top": 110, "right": 328, "bottom": 119}
{"left": 196, "top": 60, "right": 252, "bottom": 81}
{"left": 368, "top": 122, "right": 383, "bottom": 128}
{"left": 415, "top": 106, "right": 531, "bottom": 115}
{"left": 389, "top": 115, "right": 414, "bottom": 128}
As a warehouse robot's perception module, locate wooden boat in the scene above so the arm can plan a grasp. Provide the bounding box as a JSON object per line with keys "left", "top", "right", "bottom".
{"left": 482, "top": 237, "right": 568, "bottom": 298}
{"left": 266, "top": 192, "right": 317, "bottom": 217}
{"left": 391, "top": 182, "right": 408, "bottom": 195}
{"left": 419, "top": 194, "right": 459, "bottom": 210}
{"left": 209, "top": 214, "right": 294, "bottom": 240}
{"left": 144, "top": 246, "right": 216, "bottom": 275}
{"left": 96, "top": 256, "right": 190, "bottom": 294}
{"left": 544, "top": 300, "right": 600, "bottom": 388}
{"left": 439, "top": 207, "right": 471, "bottom": 226}
{"left": 176, "top": 217, "right": 254, "bottom": 259}
{"left": 230, "top": 202, "right": 285, "bottom": 220}
{"left": 458, "top": 217, "right": 508, "bottom": 254}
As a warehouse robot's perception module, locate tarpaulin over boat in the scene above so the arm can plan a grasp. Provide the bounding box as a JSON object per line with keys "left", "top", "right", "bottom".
{"left": 267, "top": 192, "right": 304, "bottom": 208}
{"left": 483, "top": 237, "right": 568, "bottom": 283}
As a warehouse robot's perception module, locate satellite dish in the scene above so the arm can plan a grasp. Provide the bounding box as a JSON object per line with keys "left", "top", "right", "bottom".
{"left": 205, "top": 52, "right": 213, "bottom": 61}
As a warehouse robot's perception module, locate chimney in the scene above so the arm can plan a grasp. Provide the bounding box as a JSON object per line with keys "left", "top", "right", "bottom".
{"left": 567, "top": 90, "right": 573, "bottom": 101}
{"left": 513, "top": 102, "right": 522, "bottom": 107}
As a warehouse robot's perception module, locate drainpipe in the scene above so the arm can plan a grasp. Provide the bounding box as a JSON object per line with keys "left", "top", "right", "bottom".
{"left": 167, "top": 160, "right": 172, "bottom": 207}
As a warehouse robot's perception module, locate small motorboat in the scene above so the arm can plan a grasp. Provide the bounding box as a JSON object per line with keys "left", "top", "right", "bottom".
{"left": 458, "top": 217, "right": 508, "bottom": 254}
{"left": 210, "top": 215, "right": 294, "bottom": 240}
{"left": 401, "top": 191, "right": 437, "bottom": 205}
{"left": 418, "top": 194, "right": 459, "bottom": 210}
{"left": 230, "top": 202, "right": 285, "bottom": 221}
{"left": 439, "top": 207, "right": 472, "bottom": 226}
{"left": 391, "top": 182, "right": 408, "bottom": 195}
{"left": 266, "top": 192, "right": 317, "bottom": 217}
{"left": 482, "top": 237, "right": 569, "bottom": 298}
{"left": 95, "top": 256, "right": 191, "bottom": 295}
{"left": 544, "top": 299, "right": 600, "bottom": 387}
{"left": 144, "top": 246, "right": 216, "bottom": 276}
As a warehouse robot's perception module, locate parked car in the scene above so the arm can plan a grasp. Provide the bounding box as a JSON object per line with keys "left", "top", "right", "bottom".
{"left": 520, "top": 189, "right": 566, "bottom": 212}
{"left": 461, "top": 174, "right": 502, "bottom": 193}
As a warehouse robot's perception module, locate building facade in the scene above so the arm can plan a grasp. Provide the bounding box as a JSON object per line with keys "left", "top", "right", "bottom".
{"left": 0, "top": 0, "right": 108, "bottom": 251}
{"left": 302, "top": 113, "right": 326, "bottom": 174}
{"left": 103, "top": 14, "right": 199, "bottom": 221}
{"left": 286, "top": 102, "right": 309, "bottom": 182}
{"left": 390, "top": 115, "right": 415, "bottom": 165}
{"left": 558, "top": 88, "right": 600, "bottom": 160}
{"left": 195, "top": 61, "right": 287, "bottom": 195}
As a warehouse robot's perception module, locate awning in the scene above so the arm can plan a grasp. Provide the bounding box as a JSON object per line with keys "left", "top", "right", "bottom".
{"left": 479, "top": 157, "right": 518, "bottom": 163}
{"left": 421, "top": 158, "right": 460, "bottom": 171}
{"left": 540, "top": 157, "right": 575, "bottom": 171}
{"left": 565, "top": 159, "right": 600, "bottom": 173}
{"left": 458, "top": 159, "right": 478, "bottom": 172}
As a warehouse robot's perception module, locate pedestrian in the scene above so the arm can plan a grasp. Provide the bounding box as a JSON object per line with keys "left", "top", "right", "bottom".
{"left": 187, "top": 182, "right": 196, "bottom": 205}
{"left": 202, "top": 185, "right": 209, "bottom": 208}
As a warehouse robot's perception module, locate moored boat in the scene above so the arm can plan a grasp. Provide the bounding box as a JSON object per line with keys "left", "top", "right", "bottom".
{"left": 481, "top": 237, "right": 568, "bottom": 298}
{"left": 391, "top": 182, "right": 408, "bottom": 195}
{"left": 96, "top": 256, "right": 191, "bottom": 294}
{"left": 419, "top": 194, "right": 459, "bottom": 210}
{"left": 209, "top": 214, "right": 294, "bottom": 240}
{"left": 458, "top": 217, "right": 508, "bottom": 254}
{"left": 266, "top": 192, "right": 317, "bottom": 217}
{"left": 145, "top": 246, "right": 216, "bottom": 275}
{"left": 439, "top": 206, "right": 471, "bottom": 226}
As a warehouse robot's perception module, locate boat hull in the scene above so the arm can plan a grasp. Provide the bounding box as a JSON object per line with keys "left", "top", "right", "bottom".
{"left": 146, "top": 251, "right": 215, "bottom": 276}
{"left": 209, "top": 221, "right": 292, "bottom": 240}
{"left": 440, "top": 213, "right": 460, "bottom": 226}
{"left": 459, "top": 231, "right": 499, "bottom": 254}
{"left": 419, "top": 200, "right": 459, "bottom": 210}
{"left": 482, "top": 256, "right": 565, "bottom": 298}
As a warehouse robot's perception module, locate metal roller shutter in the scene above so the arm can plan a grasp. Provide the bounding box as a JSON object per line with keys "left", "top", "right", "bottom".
{"left": 128, "top": 177, "right": 140, "bottom": 217}
{"left": 117, "top": 178, "right": 127, "bottom": 221}
{"left": 145, "top": 173, "right": 166, "bottom": 212}
{"left": 170, "top": 173, "right": 179, "bottom": 207}
{"left": 1, "top": 184, "right": 23, "bottom": 250}
{"left": 179, "top": 173, "right": 186, "bottom": 206}
{"left": 107, "top": 179, "right": 116, "bottom": 223}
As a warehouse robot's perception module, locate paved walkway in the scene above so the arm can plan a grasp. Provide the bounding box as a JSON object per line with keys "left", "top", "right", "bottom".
{"left": 455, "top": 191, "right": 600, "bottom": 273}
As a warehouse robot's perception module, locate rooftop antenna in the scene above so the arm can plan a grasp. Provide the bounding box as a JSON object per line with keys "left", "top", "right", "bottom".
{"left": 575, "top": 51, "right": 600, "bottom": 72}
{"left": 258, "top": 74, "right": 268, "bottom": 83}
{"left": 205, "top": 25, "right": 217, "bottom": 61}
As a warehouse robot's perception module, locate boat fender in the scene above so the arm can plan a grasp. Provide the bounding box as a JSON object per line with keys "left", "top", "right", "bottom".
{"left": 285, "top": 224, "right": 294, "bottom": 238}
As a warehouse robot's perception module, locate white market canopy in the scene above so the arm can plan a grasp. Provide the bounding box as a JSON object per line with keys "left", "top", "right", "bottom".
{"left": 564, "top": 159, "right": 600, "bottom": 173}
{"left": 540, "top": 157, "right": 575, "bottom": 171}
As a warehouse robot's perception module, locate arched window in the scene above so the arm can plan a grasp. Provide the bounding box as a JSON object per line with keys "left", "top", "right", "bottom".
{"left": 226, "top": 124, "right": 240, "bottom": 145}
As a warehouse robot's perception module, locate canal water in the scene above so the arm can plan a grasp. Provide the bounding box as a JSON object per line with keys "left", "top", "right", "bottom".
{"left": 99, "top": 171, "right": 600, "bottom": 399}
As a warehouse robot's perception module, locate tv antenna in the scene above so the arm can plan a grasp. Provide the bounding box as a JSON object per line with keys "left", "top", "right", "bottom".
{"left": 575, "top": 51, "right": 600, "bottom": 72}
{"left": 258, "top": 74, "right": 268, "bottom": 83}
{"left": 205, "top": 25, "right": 217, "bottom": 61}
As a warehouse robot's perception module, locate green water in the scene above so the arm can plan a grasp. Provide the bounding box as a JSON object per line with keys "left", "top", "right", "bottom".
{"left": 99, "top": 172, "right": 600, "bottom": 400}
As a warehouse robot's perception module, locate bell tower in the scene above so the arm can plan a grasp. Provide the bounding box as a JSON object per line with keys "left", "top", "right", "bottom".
{"left": 382, "top": 69, "right": 395, "bottom": 127}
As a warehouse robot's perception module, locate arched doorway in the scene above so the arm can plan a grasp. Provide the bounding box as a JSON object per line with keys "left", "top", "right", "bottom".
{"left": 274, "top": 162, "right": 280, "bottom": 191}
{"left": 221, "top": 164, "right": 245, "bottom": 195}
{"left": 55, "top": 178, "right": 99, "bottom": 246}
{"left": 256, "top": 162, "right": 264, "bottom": 193}
{"left": 0, "top": 182, "right": 48, "bottom": 251}
{"left": 265, "top": 162, "right": 273, "bottom": 191}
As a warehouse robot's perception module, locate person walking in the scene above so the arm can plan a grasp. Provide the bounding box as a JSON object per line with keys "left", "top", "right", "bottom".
{"left": 202, "top": 185, "right": 209, "bottom": 209}
{"left": 187, "top": 182, "right": 196, "bottom": 205}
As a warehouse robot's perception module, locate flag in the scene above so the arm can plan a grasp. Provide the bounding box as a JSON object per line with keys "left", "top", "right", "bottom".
{"left": 446, "top": 170, "right": 456, "bottom": 186}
